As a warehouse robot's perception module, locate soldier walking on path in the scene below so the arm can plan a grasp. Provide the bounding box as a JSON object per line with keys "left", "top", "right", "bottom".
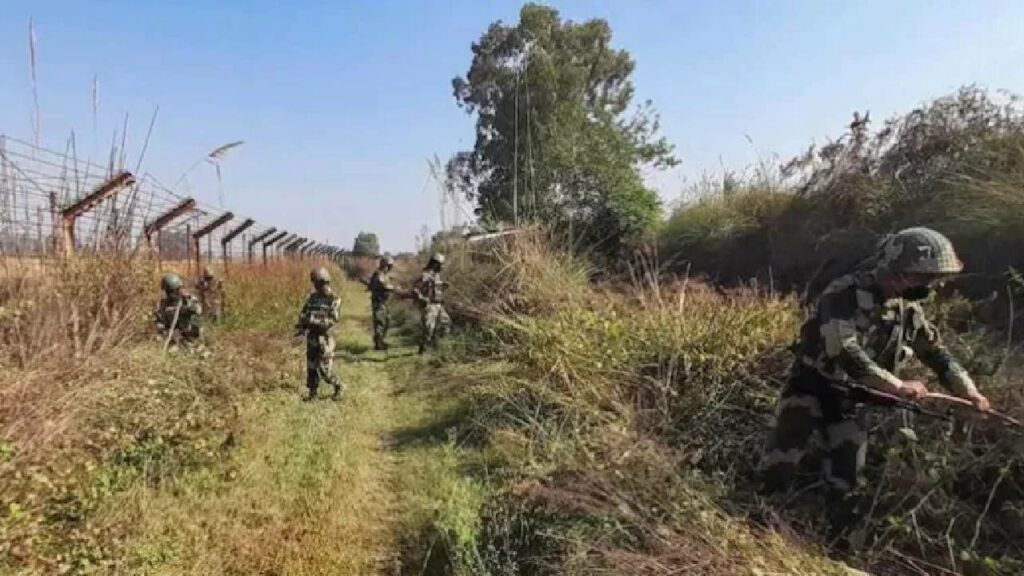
{"left": 760, "top": 227, "right": 993, "bottom": 549}
{"left": 412, "top": 253, "right": 451, "bottom": 355}
{"left": 154, "top": 272, "right": 204, "bottom": 351}
{"left": 196, "top": 266, "right": 225, "bottom": 321}
{"left": 296, "top": 267, "right": 342, "bottom": 401}
{"left": 366, "top": 255, "right": 396, "bottom": 350}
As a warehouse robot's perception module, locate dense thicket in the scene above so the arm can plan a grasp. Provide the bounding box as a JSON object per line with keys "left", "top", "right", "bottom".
{"left": 660, "top": 87, "right": 1024, "bottom": 303}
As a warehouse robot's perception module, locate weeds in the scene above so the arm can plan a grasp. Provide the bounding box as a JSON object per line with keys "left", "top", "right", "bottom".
{"left": 0, "top": 258, "right": 332, "bottom": 573}
{"left": 659, "top": 87, "right": 1024, "bottom": 303}
{"left": 436, "top": 232, "right": 1024, "bottom": 575}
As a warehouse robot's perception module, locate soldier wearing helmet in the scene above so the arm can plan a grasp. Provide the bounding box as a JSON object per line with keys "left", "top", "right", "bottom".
{"left": 366, "top": 255, "right": 396, "bottom": 350}
{"left": 154, "top": 272, "right": 203, "bottom": 349}
{"left": 412, "top": 253, "right": 451, "bottom": 354}
{"left": 296, "top": 267, "right": 342, "bottom": 400}
{"left": 761, "top": 227, "right": 991, "bottom": 546}
{"left": 196, "top": 266, "right": 225, "bottom": 321}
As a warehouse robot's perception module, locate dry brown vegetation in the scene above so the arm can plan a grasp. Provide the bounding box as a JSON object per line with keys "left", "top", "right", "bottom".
{"left": 420, "top": 230, "right": 1024, "bottom": 575}
{"left": 0, "top": 257, "right": 327, "bottom": 573}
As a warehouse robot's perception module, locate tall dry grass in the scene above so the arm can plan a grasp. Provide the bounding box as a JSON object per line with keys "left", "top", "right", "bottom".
{"left": 0, "top": 256, "right": 334, "bottom": 572}
{"left": 441, "top": 233, "right": 1024, "bottom": 575}
{"left": 659, "top": 87, "right": 1024, "bottom": 303}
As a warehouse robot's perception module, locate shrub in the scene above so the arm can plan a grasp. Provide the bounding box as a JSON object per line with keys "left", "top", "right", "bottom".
{"left": 659, "top": 87, "right": 1024, "bottom": 301}
{"left": 451, "top": 233, "right": 1024, "bottom": 574}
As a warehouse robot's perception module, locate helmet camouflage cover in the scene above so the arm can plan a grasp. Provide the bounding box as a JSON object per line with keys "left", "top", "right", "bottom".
{"left": 875, "top": 227, "right": 963, "bottom": 275}
{"left": 381, "top": 255, "right": 395, "bottom": 267}
{"left": 203, "top": 266, "right": 215, "bottom": 279}
{"left": 161, "top": 273, "right": 183, "bottom": 292}
{"left": 310, "top": 267, "right": 331, "bottom": 284}
{"left": 430, "top": 253, "right": 446, "bottom": 265}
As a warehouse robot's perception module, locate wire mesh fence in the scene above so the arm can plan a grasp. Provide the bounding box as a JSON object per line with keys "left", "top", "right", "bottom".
{"left": 0, "top": 135, "right": 341, "bottom": 275}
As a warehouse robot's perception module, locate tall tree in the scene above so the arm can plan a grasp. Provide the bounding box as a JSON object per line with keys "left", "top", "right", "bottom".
{"left": 451, "top": 3, "right": 677, "bottom": 255}
{"left": 352, "top": 231, "right": 380, "bottom": 256}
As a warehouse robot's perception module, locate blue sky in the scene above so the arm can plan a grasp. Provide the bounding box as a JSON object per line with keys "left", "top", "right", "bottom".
{"left": 2, "top": 1, "right": 1023, "bottom": 251}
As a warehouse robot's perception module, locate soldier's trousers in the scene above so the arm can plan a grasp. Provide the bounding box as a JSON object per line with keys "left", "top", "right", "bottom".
{"left": 762, "top": 377, "right": 867, "bottom": 536}
{"left": 306, "top": 333, "right": 339, "bottom": 394}
{"left": 372, "top": 302, "right": 389, "bottom": 348}
{"left": 420, "top": 303, "right": 451, "bottom": 350}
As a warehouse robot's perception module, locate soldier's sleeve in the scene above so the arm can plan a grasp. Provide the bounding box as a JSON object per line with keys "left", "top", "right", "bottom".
{"left": 154, "top": 303, "right": 167, "bottom": 330}
{"left": 412, "top": 273, "right": 429, "bottom": 301}
{"left": 819, "top": 290, "right": 904, "bottom": 392}
{"left": 326, "top": 296, "right": 341, "bottom": 327}
{"left": 297, "top": 295, "right": 312, "bottom": 326}
{"left": 189, "top": 295, "right": 203, "bottom": 317}
{"left": 909, "top": 305, "right": 979, "bottom": 397}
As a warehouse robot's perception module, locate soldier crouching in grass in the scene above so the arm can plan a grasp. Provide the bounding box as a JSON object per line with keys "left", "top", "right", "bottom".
{"left": 154, "top": 272, "right": 204, "bottom": 352}
{"left": 296, "top": 267, "right": 342, "bottom": 401}
{"left": 760, "top": 227, "right": 993, "bottom": 551}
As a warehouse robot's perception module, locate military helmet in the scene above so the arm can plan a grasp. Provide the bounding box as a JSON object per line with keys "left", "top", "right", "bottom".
{"left": 202, "top": 266, "right": 215, "bottom": 279}
{"left": 310, "top": 267, "right": 331, "bottom": 284}
{"left": 429, "top": 253, "right": 446, "bottom": 265}
{"left": 875, "top": 227, "right": 963, "bottom": 275}
{"left": 161, "top": 273, "right": 183, "bottom": 292}
{"left": 381, "top": 255, "right": 395, "bottom": 267}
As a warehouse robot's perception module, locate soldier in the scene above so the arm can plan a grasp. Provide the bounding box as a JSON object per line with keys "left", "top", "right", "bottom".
{"left": 761, "top": 227, "right": 992, "bottom": 546}
{"left": 296, "top": 267, "right": 342, "bottom": 400}
{"left": 412, "top": 253, "right": 451, "bottom": 355}
{"left": 196, "top": 266, "right": 225, "bottom": 321}
{"left": 154, "top": 272, "right": 203, "bottom": 350}
{"left": 367, "top": 255, "right": 396, "bottom": 350}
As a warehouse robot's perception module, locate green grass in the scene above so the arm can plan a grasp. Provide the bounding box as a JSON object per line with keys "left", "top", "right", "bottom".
{"left": 424, "top": 234, "right": 1024, "bottom": 575}
{"left": 61, "top": 275, "right": 491, "bottom": 576}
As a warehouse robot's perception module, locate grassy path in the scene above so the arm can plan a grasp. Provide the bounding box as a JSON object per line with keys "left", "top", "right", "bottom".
{"left": 118, "top": 280, "right": 469, "bottom": 575}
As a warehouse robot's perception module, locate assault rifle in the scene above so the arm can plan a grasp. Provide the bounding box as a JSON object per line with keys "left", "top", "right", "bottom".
{"left": 831, "top": 381, "right": 951, "bottom": 420}
{"left": 294, "top": 311, "right": 330, "bottom": 338}
{"left": 831, "top": 381, "right": 1024, "bottom": 430}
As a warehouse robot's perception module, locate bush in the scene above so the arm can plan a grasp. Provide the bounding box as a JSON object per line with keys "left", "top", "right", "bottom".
{"left": 448, "top": 233, "right": 1024, "bottom": 574}
{"left": 0, "top": 258, "right": 323, "bottom": 572}
{"left": 659, "top": 87, "right": 1024, "bottom": 301}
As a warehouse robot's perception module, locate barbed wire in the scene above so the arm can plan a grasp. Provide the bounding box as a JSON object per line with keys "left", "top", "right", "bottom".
{"left": 0, "top": 135, "right": 339, "bottom": 265}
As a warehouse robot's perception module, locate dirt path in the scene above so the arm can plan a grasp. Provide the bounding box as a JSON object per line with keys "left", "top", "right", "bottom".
{"left": 117, "top": 281, "right": 459, "bottom": 575}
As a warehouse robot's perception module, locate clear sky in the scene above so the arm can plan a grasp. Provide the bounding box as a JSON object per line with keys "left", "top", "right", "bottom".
{"left": 2, "top": 1, "right": 1023, "bottom": 252}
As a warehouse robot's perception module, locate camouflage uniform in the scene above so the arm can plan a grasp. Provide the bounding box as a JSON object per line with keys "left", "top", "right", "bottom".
{"left": 196, "top": 268, "right": 225, "bottom": 321}
{"left": 368, "top": 257, "right": 396, "bottom": 350}
{"left": 413, "top": 254, "right": 451, "bottom": 354}
{"left": 297, "top": 268, "right": 342, "bottom": 399}
{"left": 762, "top": 227, "right": 979, "bottom": 537}
{"left": 154, "top": 273, "right": 203, "bottom": 349}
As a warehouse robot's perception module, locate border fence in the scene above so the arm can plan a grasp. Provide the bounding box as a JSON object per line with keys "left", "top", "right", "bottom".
{"left": 0, "top": 135, "right": 343, "bottom": 276}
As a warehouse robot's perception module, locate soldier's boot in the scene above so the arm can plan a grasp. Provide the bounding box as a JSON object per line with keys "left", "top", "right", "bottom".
{"left": 825, "top": 488, "right": 863, "bottom": 557}
{"left": 325, "top": 372, "right": 343, "bottom": 400}
{"left": 373, "top": 335, "right": 386, "bottom": 351}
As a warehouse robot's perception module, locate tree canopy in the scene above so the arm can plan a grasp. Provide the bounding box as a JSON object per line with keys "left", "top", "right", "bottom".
{"left": 352, "top": 231, "right": 380, "bottom": 256}
{"left": 450, "top": 3, "right": 677, "bottom": 256}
